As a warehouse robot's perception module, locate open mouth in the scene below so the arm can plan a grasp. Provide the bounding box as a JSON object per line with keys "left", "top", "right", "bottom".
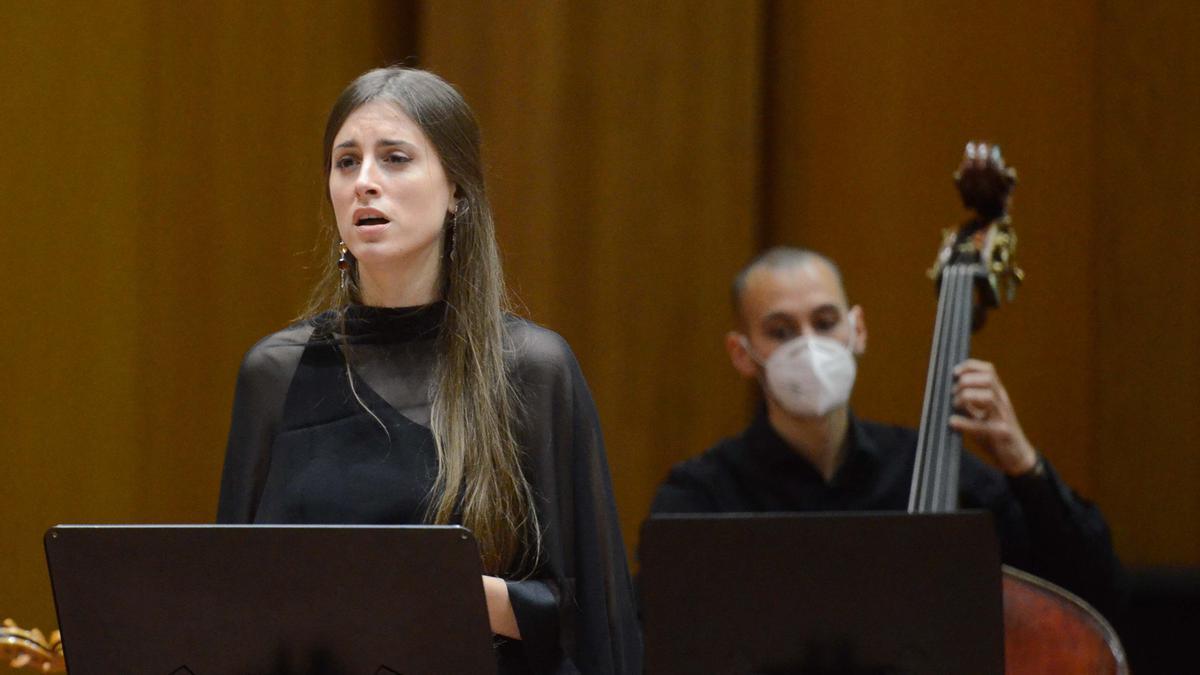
{"left": 355, "top": 215, "right": 390, "bottom": 227}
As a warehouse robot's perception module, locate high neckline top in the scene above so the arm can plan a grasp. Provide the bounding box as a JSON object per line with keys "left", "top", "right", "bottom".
{"left": 319, "top": 301, "right": 446, "bottom": 344}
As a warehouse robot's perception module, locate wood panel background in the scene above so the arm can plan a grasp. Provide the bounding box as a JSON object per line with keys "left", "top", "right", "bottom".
{"left": 419, "top": 0, "right": 764, "bottom": 573}
{"left": 1093, "top": 1, "right": 1200, "bottom": 564}
{"left": 0, "top": 0, "right": 417, "bottom": 633}
{"left": 764, "top": 1, "right": 1101, "bottom": 495}
{"left": 2, "top": 0, "right": 1196, "bottom": 637}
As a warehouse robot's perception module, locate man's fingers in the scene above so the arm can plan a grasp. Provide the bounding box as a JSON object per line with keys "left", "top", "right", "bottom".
{"left": 955, "top": 387, "right": 997, "bottom": 405}
{"left": 954, "top": 359, "right": 997, "bottom": 377}
{"left": 953, "top": 371, "right": 996, "bottom": 389}
{"left": 953, "top": 388, "right": 998, "bottom": 417}
{"left": 951, "top": 415, "right": 1014, "bottom": 444}
{"left": 949, "top": 414, "right": 989, "bottom": 436}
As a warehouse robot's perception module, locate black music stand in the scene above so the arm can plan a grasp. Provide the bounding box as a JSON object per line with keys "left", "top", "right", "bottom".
{"left": 44, "top": 525, "right": 497, "bottom": 675}
{"left": 639, "top": 512, "right": 1004, "bottom": 675}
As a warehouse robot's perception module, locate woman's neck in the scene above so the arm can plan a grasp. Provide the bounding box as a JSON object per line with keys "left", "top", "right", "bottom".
{"left": 766, "top": 403, "right": 850, "bottom": 483}
{"left": 356, "top": 248, "right": 442, "bottom": 307}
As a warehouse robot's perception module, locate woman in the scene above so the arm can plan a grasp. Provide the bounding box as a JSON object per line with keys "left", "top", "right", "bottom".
{"left": 217, "top": 67, "right": 641, "bottom": 674}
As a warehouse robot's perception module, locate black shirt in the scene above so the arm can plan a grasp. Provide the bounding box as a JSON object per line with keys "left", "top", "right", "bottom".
{"left": 218, "top": 303, "right": 643, "bottom": 674}
{"left": 651, "top": 409, "right": 1124, "bottom": 619}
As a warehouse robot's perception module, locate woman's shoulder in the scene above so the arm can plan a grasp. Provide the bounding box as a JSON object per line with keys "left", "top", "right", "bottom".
{"left": 503, "top": 315, "right": 579, "bottom": 379}
{"left": 239, "top": 318, "right": 317, "bottom": 377}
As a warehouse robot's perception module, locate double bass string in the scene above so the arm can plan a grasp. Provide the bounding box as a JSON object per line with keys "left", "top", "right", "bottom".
{"left": 911, "top": 264, "right": 974, "bottom": 513}
{"left": 928, "top": 268, "right": 951, "bottom": 511}
{"left": 910, "top": 260, "right": 956, "bottom": 512}
{"left": 925, "top": 266, "right": 955, "bottom": 511}
{"left": 929, "top": 265, "right": 967, "bottom": 512}
{"left": 942, "top": 265, "right": 974, "bottom": 509}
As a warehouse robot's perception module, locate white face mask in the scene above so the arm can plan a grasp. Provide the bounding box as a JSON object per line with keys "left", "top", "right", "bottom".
{"left": 742, "top": 314, "right": 858, "bottom": 418}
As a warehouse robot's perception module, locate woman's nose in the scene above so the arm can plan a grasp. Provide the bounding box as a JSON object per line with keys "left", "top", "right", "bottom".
{"left": 354, "top": 162, "right": 381, "bottom": 199}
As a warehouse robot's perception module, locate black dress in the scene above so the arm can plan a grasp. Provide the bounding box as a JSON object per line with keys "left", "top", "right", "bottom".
{"left": 218, "top": 303, "right": 642, "bottom": 674}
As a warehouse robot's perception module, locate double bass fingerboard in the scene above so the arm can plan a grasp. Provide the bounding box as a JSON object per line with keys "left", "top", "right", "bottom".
{"left": 908, "top": 262, "right": 981, "bottom": 514}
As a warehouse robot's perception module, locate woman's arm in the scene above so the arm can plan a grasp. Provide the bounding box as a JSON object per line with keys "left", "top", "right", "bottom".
{"left": 216, "top": 327, "right": 309, "bottom": 523}
{"left": 482, "top": 575, "right": 521, "bottom": 639}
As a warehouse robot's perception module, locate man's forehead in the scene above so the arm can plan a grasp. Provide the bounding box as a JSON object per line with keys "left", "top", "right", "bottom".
{"left": 741, "top": 260, "right": 847, "bottom": 319}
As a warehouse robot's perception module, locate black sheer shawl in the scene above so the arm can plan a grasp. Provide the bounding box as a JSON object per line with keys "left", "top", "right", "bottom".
{"left": 217, "top": 305, "right": 642, "bottom": 674}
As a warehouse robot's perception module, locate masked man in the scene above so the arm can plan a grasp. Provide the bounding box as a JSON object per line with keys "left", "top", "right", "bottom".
{"left": 650, "top": 247, "right": 1123, "bottom": 618}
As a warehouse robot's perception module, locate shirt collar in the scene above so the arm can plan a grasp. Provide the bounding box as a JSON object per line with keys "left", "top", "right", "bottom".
{"left": 744, "top": 406, "right": 885, "bottom": 475}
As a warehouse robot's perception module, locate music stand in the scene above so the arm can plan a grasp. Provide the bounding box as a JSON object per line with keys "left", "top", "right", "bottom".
{"left": 44, "top": 524, "right": 497, "bottom": 675}
{"left": 639, "top": 511, "right": 1004, "bottom": 675}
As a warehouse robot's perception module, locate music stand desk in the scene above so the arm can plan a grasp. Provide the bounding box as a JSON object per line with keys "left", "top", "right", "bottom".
{"left": 640, "top": 511, "right": 1004, "bottom": 675}
{"left": 45, "top": 524, "right": 497, "bottom": 675}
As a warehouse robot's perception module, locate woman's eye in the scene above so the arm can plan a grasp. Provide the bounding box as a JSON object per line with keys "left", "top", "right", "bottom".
{"left": 384, "top": 153, "right": 412, "bottom": 164}
{"left": 334, "top": 155, "right": 358, "bottom": 170}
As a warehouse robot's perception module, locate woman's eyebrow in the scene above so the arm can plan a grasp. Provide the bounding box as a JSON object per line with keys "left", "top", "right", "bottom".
{"left": 376, "top": 138, "right": 417, "bottom": 150}
{"left": 333, "top": 139, "right": 416, "bottom": 151}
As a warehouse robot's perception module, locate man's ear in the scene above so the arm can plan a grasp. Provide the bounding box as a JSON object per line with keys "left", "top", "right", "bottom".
{"left": 849, "top": 305, "right": 868, "bottom": 355}
{"left": 725, "top": 331, "right": 759, "bottom": 378}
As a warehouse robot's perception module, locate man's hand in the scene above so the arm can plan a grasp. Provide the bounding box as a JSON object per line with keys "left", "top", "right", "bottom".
{"left": 949, "top": 359, "right": 1039, "bottom": 476}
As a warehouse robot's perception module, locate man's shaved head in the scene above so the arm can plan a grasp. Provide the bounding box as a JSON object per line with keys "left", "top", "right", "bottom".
{"left": 731, "top": 247, "right": 846, "bottom": 327}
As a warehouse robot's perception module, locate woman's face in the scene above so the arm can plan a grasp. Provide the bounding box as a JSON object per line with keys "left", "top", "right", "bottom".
{"left": 328, "top": 100, "right": 456, "bottom": 278}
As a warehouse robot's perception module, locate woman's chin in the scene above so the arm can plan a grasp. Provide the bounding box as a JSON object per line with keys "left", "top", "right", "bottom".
{"left": 351, "top": 239, "right": 443, "bottom": 277}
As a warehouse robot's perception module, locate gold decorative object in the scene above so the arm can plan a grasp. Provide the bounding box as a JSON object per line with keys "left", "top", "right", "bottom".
{"left": 1, "top": 619, "right": 65, "bottom": 672}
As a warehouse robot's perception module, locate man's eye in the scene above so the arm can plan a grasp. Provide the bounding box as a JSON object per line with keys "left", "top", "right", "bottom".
{"left": 767, "top": 327, "right": 795, "bottom": 341}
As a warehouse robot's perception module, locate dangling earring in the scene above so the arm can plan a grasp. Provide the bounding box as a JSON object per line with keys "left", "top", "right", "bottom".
{"left": 446, "top": 199, "right": 466, "bottom": 263}
{"left": 445, "top": 211, "right": 458, "bottom": 263}
{"left": 337, "top": 241, "right": 355, "bottom": 297}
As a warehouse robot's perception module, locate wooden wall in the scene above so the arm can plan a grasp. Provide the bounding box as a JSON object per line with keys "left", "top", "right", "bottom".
{"left": 1, "top": 0, "right": 417, "bottom": 633}
{"left": 2, "top": 0, "right": 1197, "bottom": 637}
{"left": 760, "top": 0, "right": 1199, "bottom": 566}
{"left": 419, "top": 0, "right": 765, "bottom": 571}
{"left": 763, "top": 0, "right": 1101, "bottom": 495}
{"left": 1092, "top": 1, "right": 1200, "bottom": 564}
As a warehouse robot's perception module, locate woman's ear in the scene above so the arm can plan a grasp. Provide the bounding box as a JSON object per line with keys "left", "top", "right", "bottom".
{"left": 725, "top": 331, "right": 759, "bottom": 379}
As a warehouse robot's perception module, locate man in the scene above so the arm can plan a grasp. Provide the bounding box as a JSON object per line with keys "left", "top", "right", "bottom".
{"left": 650, "top": 247, "right": 1123, "bottom": 618}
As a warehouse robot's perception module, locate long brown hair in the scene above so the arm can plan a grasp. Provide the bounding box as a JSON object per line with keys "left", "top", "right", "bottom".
{"left": 305, "top": 67, "right": 539, "bottom": 575}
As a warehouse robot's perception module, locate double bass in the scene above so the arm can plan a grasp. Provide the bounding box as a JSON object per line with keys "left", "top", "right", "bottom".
{"left": 910, "top": 141, "right": 1127, "bottom": 674}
